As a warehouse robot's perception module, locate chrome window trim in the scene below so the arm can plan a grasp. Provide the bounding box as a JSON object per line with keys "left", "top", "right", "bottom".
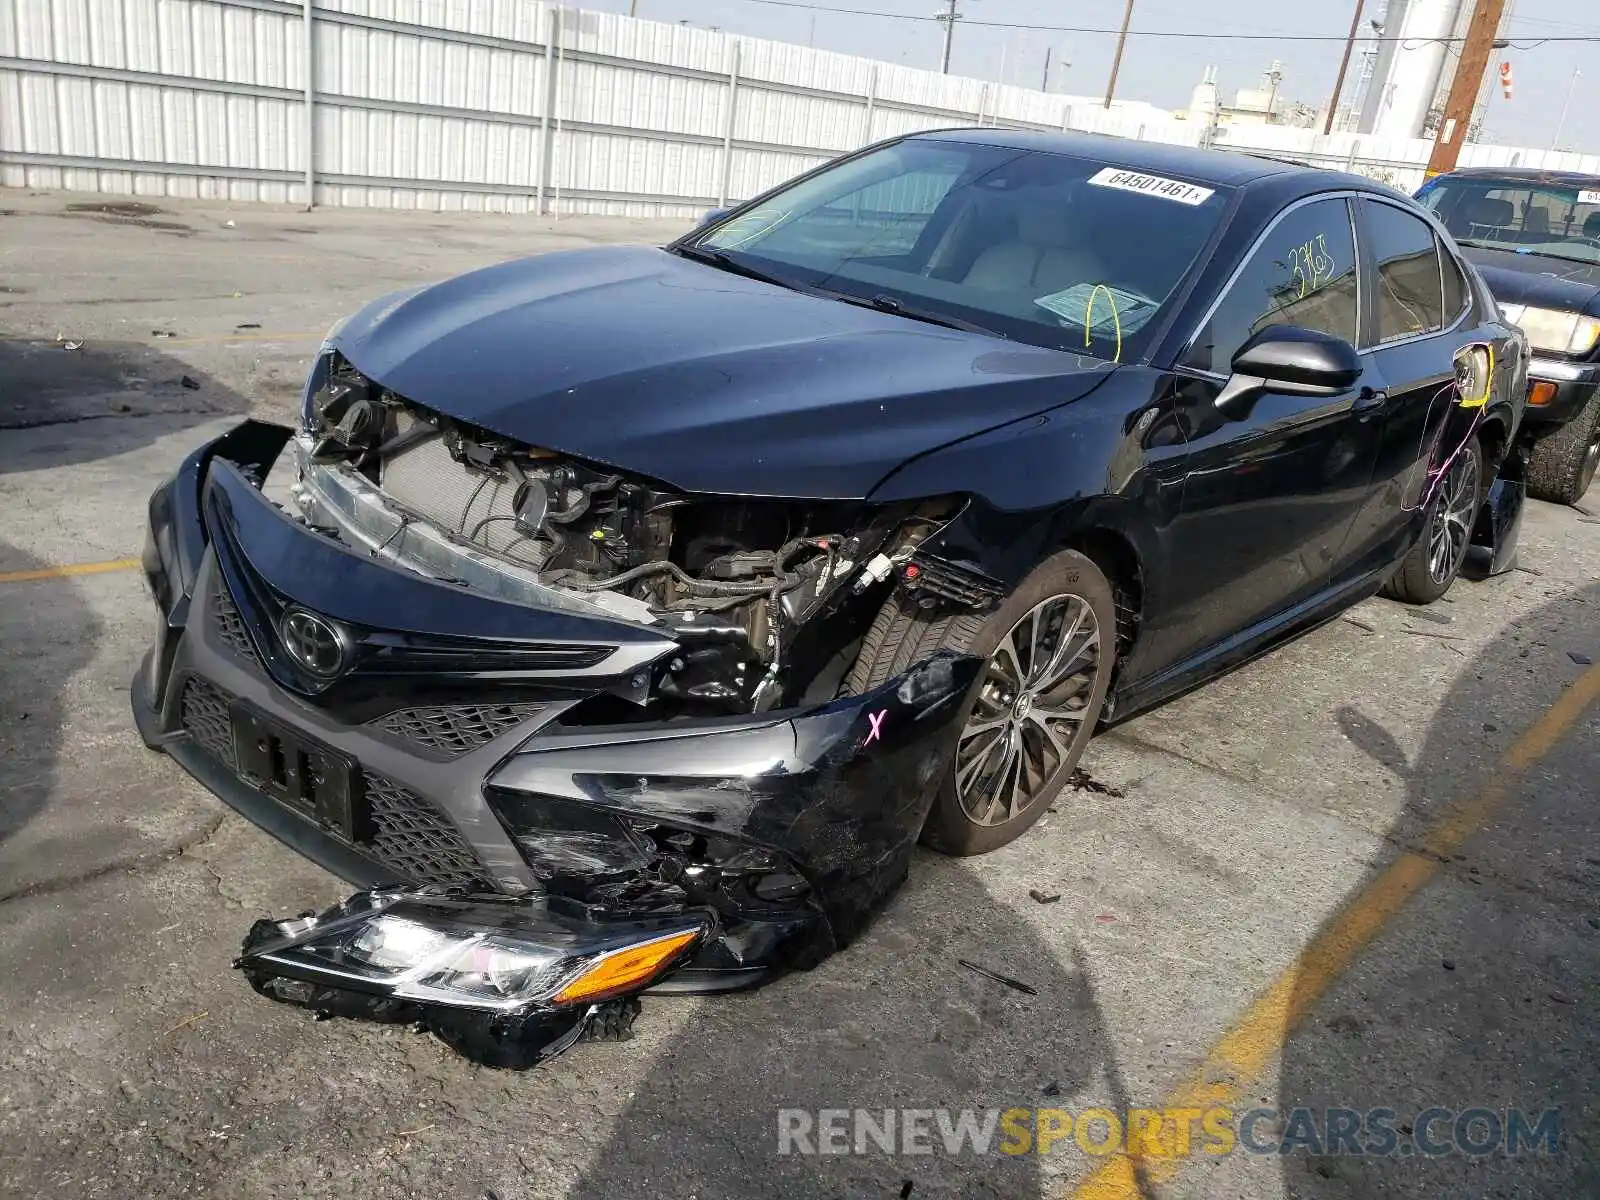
{"left": 1180, "top": 190, "right": 1364, "bottom": 370}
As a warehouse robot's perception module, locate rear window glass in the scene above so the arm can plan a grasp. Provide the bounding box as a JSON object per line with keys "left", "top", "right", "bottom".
{"left": 1439, "top": 239, "right": 1468, "bottom": 321}
{"left": 1363, "top": 200, "right": 1446, "bottom": 343}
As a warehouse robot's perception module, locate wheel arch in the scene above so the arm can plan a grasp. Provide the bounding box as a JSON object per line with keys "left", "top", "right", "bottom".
{"left": 1477, "top": 407, "right": 1514, "bottom": 478}
{"left": 1055, "top": 525, "right": 1145, "bottom": 677}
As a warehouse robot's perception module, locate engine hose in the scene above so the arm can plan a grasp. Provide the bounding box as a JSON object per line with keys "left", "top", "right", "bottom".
{"left": 370, "top": 422, "right": 442, "bottom": 463}
{"left": 545, "top": 475, "right": 622, "bottom": 526}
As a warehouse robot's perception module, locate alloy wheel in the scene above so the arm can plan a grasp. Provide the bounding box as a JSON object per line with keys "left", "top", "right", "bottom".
{"left": 954, "top": 593, "right": 1102, "bottom": 827}
{"left": 1427, "top": 447, "right": 1480, "bottom": 585}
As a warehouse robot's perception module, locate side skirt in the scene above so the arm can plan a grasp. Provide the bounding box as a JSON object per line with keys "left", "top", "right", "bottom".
{"left": 1103, "top": 562, "right": 1395, "bottom": 727}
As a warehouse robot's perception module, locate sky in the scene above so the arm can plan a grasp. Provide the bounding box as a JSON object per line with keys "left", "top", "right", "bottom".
{"left": 597, "top": 0, "right": 1600, "bottom": 154}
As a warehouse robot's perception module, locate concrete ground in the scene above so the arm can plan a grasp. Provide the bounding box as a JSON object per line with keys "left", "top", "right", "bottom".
{"left": 1, "top": 192, "right": 1596, "bottom": 1200}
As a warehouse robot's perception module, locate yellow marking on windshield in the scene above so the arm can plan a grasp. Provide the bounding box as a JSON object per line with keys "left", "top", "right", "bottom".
{"left": 1084, "top": 284, "right": 1123, "bottom": 363}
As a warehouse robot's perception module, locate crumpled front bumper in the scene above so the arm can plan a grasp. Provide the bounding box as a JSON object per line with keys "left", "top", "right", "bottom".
{"left": 134, "top": 421, "right": 979, "bottom": 996}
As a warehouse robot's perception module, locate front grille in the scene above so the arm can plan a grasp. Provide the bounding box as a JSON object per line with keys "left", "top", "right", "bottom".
{"left": 211, "top": 584, "right": 262, "bottom": 667}
{"left": 362, "top": 771, "right": 490, "bottom": 888}
{"left": 368, "top": 703, "right": 549, "bottom": 758}
{"left": 175, "top": 675, "right": 489, "bottom": 890}
{"left": 179, "top": 676, "right": 236, "bottom": 768}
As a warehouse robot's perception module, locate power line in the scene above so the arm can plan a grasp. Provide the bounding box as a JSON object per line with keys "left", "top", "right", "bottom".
{"left": 730, "top": 0, "right": 1600, "bottom": 44}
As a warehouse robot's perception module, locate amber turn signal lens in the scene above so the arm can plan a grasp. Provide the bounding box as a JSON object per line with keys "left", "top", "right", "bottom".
{"left": 552, "top": 929, "right": 702, "bottom": 1006}
{"left": 1529, "top": 381, "right": 1558, "bottom": 407}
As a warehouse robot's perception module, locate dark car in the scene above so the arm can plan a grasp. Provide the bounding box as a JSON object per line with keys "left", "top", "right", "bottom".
{"left": 1417, "top": 168, "right": 1600, "bottom": 504}
{"left": 136, "top": 131, "right": 1525, "bottom": 1052}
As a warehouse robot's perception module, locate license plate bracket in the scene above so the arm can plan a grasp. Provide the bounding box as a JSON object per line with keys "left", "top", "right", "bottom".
{"left": 231, "top": 703, "right": 366, "bottom": 841}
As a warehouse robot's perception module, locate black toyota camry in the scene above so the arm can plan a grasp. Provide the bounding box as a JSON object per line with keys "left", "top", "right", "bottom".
{"left": 135, "top": 130, "right": 1527, "bottom": 1060}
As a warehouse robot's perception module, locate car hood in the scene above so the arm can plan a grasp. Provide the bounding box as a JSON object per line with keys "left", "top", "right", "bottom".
{"left": 1460, "top": 245, "right": 1600, "bottom": 315}
{"left": 331, "top": 245, "right": 1113, "bottom": 499}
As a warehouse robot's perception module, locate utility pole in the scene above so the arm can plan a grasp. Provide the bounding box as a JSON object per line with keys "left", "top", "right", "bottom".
{"left": 1103, "top": 0, "right": 1135, "bottom": 108}
{"left": 1042, "top": 47, "right": 1052, "bottom": 92}
{"left": 1425, "top": 0, "right": 1507, "bottom": 177}
{"left": 936, "top": 0, "right": 960, "bottom": 75}
{"left": 628, "top": 0, "right": 637, "bottom": 16}
{"left": 1323, "top": 0, "right": 1365, "bottom": 135}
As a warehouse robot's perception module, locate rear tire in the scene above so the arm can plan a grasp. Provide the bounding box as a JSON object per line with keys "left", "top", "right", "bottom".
{"left": 1525, "top": 390, "right": 1600, "bottom": 506}
{"left": 1382, "top": 435, "right": 1484, "bottom": 605}
{"left": 844, "top": 549, "right": 1116, "bottom": 856}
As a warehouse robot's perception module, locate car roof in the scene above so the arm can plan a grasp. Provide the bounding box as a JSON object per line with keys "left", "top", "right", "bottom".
{"left": 1434, "top": 166, "right": 1600, "bottom": 187}
{"left": 906, "top": 127, "right": 1387, "bottom": 193}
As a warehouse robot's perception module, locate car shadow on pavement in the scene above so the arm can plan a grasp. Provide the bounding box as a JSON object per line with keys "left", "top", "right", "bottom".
{"left": 0, "top": 336, "right": 250, "bottom": 470}
{"left": 1275, "top": 581, "right": 1600, "bottom": 1197}
{"left": 566, "top": 853, "right": 1127, "bottom": 1200}
{"left": 0, "top": 541, "right": 100, "bottom": 852}
{"left": 0, "top": 337, "right": 251, "bottom": 852}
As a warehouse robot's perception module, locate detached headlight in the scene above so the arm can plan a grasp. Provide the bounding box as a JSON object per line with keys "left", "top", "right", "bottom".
{"left": 1500, "top": 303, "right": 1600, "bottom": 356}
{"left": 237, "top": 890, "right": 712, "bottom": 1014}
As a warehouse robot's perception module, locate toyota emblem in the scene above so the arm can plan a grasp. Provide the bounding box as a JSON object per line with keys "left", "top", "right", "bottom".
{"left": 279, "top": 607, "right": 347, "bottom": 678}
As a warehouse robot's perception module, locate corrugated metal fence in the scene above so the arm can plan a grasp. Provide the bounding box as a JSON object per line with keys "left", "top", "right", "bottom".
{"left": 3, "top": 0, "right": 1599, "bottom": 217}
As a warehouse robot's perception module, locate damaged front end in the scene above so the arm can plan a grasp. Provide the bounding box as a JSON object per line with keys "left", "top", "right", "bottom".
{"left": 291, "top": 350, "right": 967, "bottom": 715}
{"left": 135, "top": 352, "right": 986, "bottom": 1064}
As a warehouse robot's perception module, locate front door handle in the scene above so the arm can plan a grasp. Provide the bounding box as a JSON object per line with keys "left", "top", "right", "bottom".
{"left": 1352, "top": 387, "right": 1388, "bottom": 413}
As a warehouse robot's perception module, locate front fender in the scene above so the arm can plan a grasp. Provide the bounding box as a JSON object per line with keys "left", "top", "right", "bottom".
{"left": 868, "top": 374, "right": 1189, "bottom": 679}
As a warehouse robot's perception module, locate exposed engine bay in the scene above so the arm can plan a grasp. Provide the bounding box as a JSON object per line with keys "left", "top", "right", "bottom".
{"left": 288, "top": 354, "right": 961, "bottom": 715}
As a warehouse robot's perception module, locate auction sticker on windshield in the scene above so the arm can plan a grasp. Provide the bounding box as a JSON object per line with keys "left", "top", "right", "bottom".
{"left": 1580, "top": 189, "right": 1600, "bottom": 205}
{"left": 1088, "top": 168, "right": 1215, "bottom": 206}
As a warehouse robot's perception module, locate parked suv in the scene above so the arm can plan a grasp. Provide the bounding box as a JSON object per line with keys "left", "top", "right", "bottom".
{"left": 1418, "top": 168, "right": 1600, "bottom": 504}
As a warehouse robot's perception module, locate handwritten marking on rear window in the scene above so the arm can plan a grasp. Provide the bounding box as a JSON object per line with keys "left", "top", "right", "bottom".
{"left": 1088, "top": 167, "right": 1215, "bottom": 206}
{"left": 1288, "top": 234, "right": 1337, "bottom": 298}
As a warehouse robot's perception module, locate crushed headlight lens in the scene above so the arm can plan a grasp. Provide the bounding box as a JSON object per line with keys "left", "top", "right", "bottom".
{"left": 1500, "top": 304, "right": 1600, "bottom": 355}
{"left": 237, "top": 890, "right": 712, "bottom": 1014}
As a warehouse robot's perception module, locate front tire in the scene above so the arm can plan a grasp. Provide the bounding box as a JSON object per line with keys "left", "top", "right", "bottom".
{"left": 844, "top": 549, "right": 1116, "bottom": 856}
{"left": 1525, "top": 389, "right": 1600, "bottom": 506}
{"left": 1383, "top": 435, "right": 1484, "bottom": 605}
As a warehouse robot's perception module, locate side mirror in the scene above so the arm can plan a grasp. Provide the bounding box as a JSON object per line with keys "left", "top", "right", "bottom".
{"left": 698, "top": 207, "right": 731, "bottom": 228}
{"left": 1215, "top": 326, "right": 1363, "bottom": 421}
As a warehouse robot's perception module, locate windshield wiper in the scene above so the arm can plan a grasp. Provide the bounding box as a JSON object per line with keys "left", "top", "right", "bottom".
{"left": 821, "top": 290, "right": 1009, "bottom": 340}
{"left": 669, "top": 244, "right": 805, "bottom": 291}
{"left": 1454, "top": 237, "right": 1599, "bottom": 266}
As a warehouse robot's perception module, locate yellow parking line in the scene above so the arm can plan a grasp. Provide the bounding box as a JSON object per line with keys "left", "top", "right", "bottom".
{"left": 1072, "top": 659, "right": 1600, "bottom": 1200}
{"left": 0, "top": 557, "right": 141, "bottom": 584}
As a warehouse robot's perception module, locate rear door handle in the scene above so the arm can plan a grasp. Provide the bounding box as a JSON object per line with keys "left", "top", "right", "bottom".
{"left": 1352, "top": 387, "right": 1388, "bottom": 413}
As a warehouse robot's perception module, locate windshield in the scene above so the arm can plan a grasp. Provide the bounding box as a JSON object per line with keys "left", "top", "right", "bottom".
{"left": 1419, "top": 175, "right": 1600, "bottom": 264}
{"left": 685, "top": 139, "right": 1232, "bottom": 361}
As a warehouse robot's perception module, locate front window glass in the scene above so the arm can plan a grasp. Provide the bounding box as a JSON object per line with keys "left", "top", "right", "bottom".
{"left": 690, "top": 139, "right": 1232, "bottom": 361}
{"left": 1182, "top": 198, "right": 1359, "bottom": 373}
{"left": 1419, "top": 175, "right": 1600, "bottom": 264}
